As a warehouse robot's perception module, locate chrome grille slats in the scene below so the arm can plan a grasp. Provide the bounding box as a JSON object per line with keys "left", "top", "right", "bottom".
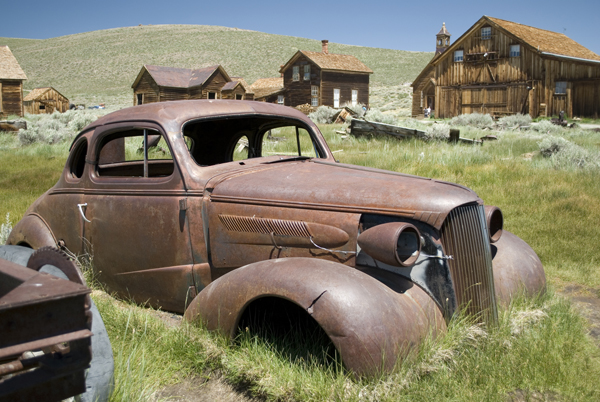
{"left": 219, "top": 214, "right": 312, "bottom": 238}
{"left": 441, "top": 204, "right": 497, "bottom": 323}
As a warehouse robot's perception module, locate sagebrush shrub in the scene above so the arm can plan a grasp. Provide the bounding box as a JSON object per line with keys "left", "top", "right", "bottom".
{"left": 18, "top": 110, "right": 99, "bottom": 145}
{"left": 308, "top": 106, "right": 337, "bottom": 124}
{"left": 531, "top": 119, "right": 563, "bottom": 134}
{"left": 450, "top": 113, "right": 494, "bottom": 128}
{"left": 538, "top": 136, "right": 600, "bottom": 170}
{"left": 426, "top": 123, "right": 450, "bottom": 141}
{"left": 497, "top": 114, "right": 532, "bottom": 129}
{"left": 364, "top": 109, "right": 397, "bottom": 125}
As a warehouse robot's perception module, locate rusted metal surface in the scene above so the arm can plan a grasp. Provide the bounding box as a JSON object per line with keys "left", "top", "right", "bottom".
{"left": 185, "top": 258, "right": 446, "bottom": 376}
{"left": 8, "top": 100, "right": 547, "bottom": 376}
{"left": 0, "top": 255, "right": 92, "bottom": 401}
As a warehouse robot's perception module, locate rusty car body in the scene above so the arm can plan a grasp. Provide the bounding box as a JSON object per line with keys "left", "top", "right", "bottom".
{"left": 7, "top": 100, "right": 546, "bottom": 376}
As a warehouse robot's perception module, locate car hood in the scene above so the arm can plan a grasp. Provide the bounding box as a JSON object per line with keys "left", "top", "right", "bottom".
{"left": 207, "top": 159, "right": 481, "bottom": 229}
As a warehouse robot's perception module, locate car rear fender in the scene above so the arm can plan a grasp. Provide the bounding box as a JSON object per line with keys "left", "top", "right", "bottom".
{"left": 184, "top": 257, "right": 446, "bottom": 376}
{"left": 6, "top": 214, "right": 57, "bottom": 249}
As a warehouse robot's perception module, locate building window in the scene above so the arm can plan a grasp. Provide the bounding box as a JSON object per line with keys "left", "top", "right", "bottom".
{"left": 311, "top": 85, "right": 319, "bottom": 106}
{"left": 510, "top": 44, "right": 521, "bottom": 57}
{"left": 333, "top": 88, "right": 340, "bottom": 108}
{"left": 293, "top": 66, "right": 299, "bottom": 81}
{"left": 304, "top": 65, "right": 311, "bottom": 81}
{"left": 235, "top": 94, "right": 243, "bottom": 100}
{"left": 481, "top": 27, "right": 491, "bottom": 40}
{"left": 208, "top": 92, "right": 217, "bottom": 99}
{"left": 351, "top": 90, "right": 358, "bottom": 106}
{"left": 555, "top": 81, "right": 567, "bottom": 95}
{"left": 454, "top": 50, "right": 464, "bottom": 62}
{"left": 137, "top": 93, "right": 143, "bottom": 105}
{"left": 277, "top": 95, "right": 284, "bottom": 104}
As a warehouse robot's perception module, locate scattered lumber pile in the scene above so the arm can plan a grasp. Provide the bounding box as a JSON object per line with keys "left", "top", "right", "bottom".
{"left": 349, "top": 119, "right": 482, "bottom": 145}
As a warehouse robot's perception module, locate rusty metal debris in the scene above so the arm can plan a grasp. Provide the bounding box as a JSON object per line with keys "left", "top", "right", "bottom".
{"left": 8, "top": 99, "right": 546, "bottom": 376}
{"left": 0, "top": 250, "right": 92, "bottom": 402}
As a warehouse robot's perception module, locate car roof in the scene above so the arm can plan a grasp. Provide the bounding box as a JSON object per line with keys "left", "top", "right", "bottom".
{"left": 84, "top": 100, "right": 313, "bottom": 132}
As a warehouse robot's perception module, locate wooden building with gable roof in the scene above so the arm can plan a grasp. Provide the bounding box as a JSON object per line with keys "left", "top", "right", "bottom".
{"left": 249, "top": 77, "right": 284, "bottom": 103}
{"left": 279, "top": 40, "right": 373, "bottom": 108}
{"left": 221, "top": 77, "right": 253, "bottom": 100}
{"left": 0, "top": 45, "right": 27, "bottom": 118}
{"left": 23, "top": 87, "right": 70, "bottom": 114}
{"left": 412, "top": 17, "right": 600, "bottom": 118}
{"left": 132, "top": 64, "right": 251, "bottom": 105}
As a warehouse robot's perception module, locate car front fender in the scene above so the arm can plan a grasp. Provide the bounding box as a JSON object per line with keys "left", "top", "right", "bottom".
{"left": 184, "top": 257, "right": 445, "bottom": 376}
{"left": 492, "top": 230, "right": 546, "bottom": 305}
{"left": 6, "top": 214, "right": 57, "bottom": 249}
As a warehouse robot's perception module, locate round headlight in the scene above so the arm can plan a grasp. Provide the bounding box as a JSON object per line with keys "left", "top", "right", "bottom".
{"left": 484, "top": 206, "right": 503, "bottom": 243}
{"left": 357, "top": 222, "right": 421, "bottom": 267}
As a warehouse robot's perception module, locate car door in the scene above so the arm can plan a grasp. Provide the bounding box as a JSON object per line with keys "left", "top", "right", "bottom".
{"left": 83, "top": 123, "right": 195, "bottom": 313}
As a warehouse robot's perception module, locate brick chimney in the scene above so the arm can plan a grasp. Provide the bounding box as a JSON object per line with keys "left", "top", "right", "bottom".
{"left": 322, "top": 40, "right": 329, "bottom": 54}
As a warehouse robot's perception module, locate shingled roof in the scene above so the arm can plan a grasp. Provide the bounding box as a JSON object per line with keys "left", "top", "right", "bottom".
{"left": 249, "top": 77, "right": 284, "bottom": 98}
{"left": 487, "top": 17, "right": 600, "bottom": 62}
{"left": 133, "top": 65, "right": 230, "bottom": 89}
{"left": 280, "top": 50, "right": 373, "bottom": 74}
{"left": 0, "top": 46, "right": 27, "bottom": 80}
{"left": 24, "top": 87, "right": 68, "bottom": 102}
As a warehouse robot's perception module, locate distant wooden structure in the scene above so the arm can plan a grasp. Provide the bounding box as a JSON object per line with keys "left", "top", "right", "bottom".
{"left": 132, "top": 65, "right": 252, "bottom": 105}
{"left": 279, "top": 40, "right": 373, "bottom": 108}
{"left": 249, "top": 77, "right": 284, "bottom": 103}
{"left": 412, "top": 17, "right": 600, "bottom": 119}
{"left": 23, "top": 87, "right": 70, "bottom": 114}
{"left": 0, "top": 46, "right": 27, "bottom": 118}
{"left": 221, "top": 77, "right": 254, "bottom": 100}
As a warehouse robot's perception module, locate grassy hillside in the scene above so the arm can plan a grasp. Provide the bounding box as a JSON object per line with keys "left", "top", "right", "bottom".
{"left": 1, "top": 25, "right": 433, "bottom": 107}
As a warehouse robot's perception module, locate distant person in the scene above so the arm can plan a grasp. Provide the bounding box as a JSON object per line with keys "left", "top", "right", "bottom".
{"left": 425, "top": 106, "right": 431, "bottom": 118}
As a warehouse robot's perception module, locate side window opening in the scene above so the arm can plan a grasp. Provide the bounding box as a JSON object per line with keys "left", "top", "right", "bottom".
{"left": 96, "top": 128, "right": 174, "bottom": 178}
{"left": 69, "top": 138, "right": 88, "bottom": 179}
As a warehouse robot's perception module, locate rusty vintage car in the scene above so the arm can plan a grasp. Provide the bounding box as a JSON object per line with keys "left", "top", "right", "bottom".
{"left": 7, "top": 100, "right": 546, "bottom": 376}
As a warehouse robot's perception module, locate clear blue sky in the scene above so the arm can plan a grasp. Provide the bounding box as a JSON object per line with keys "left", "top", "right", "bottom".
{"left": 1, "top": 0, "right": 599, "bottom": 55}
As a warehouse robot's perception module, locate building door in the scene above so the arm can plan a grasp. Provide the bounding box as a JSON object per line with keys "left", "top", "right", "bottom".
{"left": 333, "top": 89, "right": 340, "bottom": 108}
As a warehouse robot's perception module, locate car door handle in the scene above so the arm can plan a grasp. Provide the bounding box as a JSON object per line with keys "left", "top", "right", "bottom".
{"left": 77, "top": 203, "right": 91, "bottom": 223}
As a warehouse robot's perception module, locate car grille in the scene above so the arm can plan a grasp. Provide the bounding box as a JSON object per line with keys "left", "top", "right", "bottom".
{"left": 440, "top": 203, "right": 497, "bottom": 323}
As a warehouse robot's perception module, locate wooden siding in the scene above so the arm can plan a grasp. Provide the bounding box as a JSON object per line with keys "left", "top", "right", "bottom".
{"left": 414, "top": 19, "right": 600, "bottom": 118}
{"left": 132, "top": 71, "right": 160, "bottom": 104}
{"left": 23, "top": 88, "right": 70, "bottom": 114}
{"left": 282, "top": 54, "right": 370, "bottom": 107}
{"left": 411, "top": 67, "right": 435, "bottom": 117}
{"left": 282, "top": 55, "right": 320, "bottom": 107}
{"left": 0, "top": 80, "right": 23, "bottom": 117}
{"left": 320, "top": 71, "right": 369, "bottom": 107}
{"left": 203, "top": 71, "right": 228, "bottom": 99}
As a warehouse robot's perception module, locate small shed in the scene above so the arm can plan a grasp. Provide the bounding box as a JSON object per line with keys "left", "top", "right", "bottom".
{"left": 23, "top": 87, "right": 70, "bottom": 114}
{"left": 0, "top": 45, "right": 27, "bottom": 118}
{"left": 249, "top": 77, "right": 284, "bottom": 103}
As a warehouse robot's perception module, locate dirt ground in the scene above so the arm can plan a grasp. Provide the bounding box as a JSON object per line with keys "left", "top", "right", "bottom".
{"left": 152, "top": 286, "right": 600, "bottom": 402}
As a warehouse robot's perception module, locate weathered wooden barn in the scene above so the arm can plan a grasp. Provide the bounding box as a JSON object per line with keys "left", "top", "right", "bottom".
{"left": 132, "top": 65, "right": 251, "bottom": 105}
{"left": 412, "top": 17, "right": 600, "bottom": 119}
{"left": 23, "top": 87, "right": 70, "bottom": 114}
{"left": 279, "top": 40, "right": 373, "bottom": 108}
{"left": 0, "top": 46, "right": 27, "bottom": 118}
{"left": 249, "top": 77, "right": 284, "bottom": 103}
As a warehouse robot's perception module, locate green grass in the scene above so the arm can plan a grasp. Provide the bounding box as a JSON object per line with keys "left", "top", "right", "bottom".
{"left": 1, "top": 25, "right": 432, "bottom": 108}
{"left": 2, "top": 119, "right": 600, "bottom": 400}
